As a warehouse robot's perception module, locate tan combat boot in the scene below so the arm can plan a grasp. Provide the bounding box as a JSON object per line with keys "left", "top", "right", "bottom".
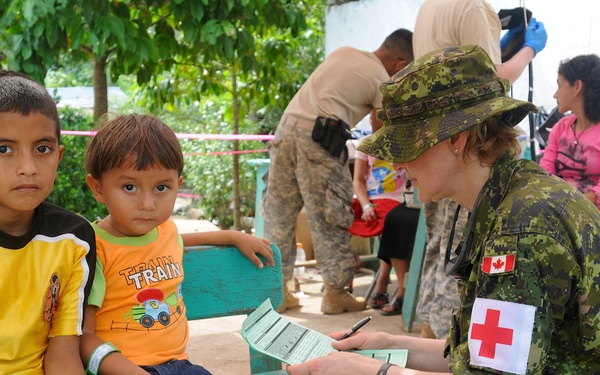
{"left": 277, "top": 282, "right": 300, "bottom": 313}
{"left": 320, "top": 285, "right": 367, "bottom": 314}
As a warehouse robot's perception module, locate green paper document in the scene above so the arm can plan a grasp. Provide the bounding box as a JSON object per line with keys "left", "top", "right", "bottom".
{"left": 241, "top": 299, "right": 408, "bottom": 366}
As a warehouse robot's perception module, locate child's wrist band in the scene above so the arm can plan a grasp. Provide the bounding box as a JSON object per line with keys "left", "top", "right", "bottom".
{"left": 376, "top": 362, "right": 397, "bottom": 375}
{"left": 362, "top": 203, "right": 373, "bottom": 212}
{"left": 86, "top": 342, "right": 120, "bottom": 375}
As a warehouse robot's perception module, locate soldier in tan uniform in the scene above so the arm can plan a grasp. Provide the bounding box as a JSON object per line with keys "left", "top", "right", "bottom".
{"left": 262, "top": 29, "right": 414, "bottom": 314}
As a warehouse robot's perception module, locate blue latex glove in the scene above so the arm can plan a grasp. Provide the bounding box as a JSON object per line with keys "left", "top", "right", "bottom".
{"left": 500, "top": 23, "right": 524, "bottom": 50}
{"left": 524, "top": 18, "right": 547, "bottom": 55}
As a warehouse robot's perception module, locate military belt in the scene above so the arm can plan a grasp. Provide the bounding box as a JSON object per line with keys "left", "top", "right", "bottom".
{"left": 280, "top": 114, "right": 315, "bottom": 130}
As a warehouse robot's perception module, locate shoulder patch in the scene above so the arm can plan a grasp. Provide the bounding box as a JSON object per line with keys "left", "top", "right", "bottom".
{"left": 469, "top": 298, "right": 535, "bottom": 374}
{"left": 482, "top": 254, "right": 515, "bottom": 274}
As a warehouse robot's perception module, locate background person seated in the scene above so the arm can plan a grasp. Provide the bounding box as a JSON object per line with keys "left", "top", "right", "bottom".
{"left": 349, "top": 118, "right": 419, "bottom": 316}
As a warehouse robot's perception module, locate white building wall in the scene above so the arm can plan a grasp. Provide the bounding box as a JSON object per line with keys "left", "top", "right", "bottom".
{"left": 325, "top": 0, "right": 600, "bottom": 124}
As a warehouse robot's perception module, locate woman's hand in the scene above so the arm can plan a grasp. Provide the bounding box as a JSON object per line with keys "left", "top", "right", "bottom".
{"left": 286, "top": 351, "right": 383, "bottom": 375}
{"left": 329, "top": 330, "right": 396, "bottom": 351}
{"left": 288, "top": 333, "right": 449, "bottom": 374}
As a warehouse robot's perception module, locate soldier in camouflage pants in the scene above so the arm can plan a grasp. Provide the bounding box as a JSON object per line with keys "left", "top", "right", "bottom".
{"left": 262, "top": 115, "right": 359, "bottom": 308}
{"left": 416, "top": 199, "right": 466, "bottom": 339}
{"left": 260, "top": 29, "right": 414, "bottom": 314}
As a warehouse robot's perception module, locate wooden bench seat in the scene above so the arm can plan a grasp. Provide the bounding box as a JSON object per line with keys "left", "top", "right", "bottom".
{"left": 182, "top": 244, "right": 285, "bottom": 374}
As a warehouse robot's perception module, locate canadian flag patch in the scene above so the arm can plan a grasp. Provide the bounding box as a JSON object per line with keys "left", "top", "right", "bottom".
{"left": 481, "top": 254, "right": 515, "bottom": 274}
{"left": 468, "top": 298, "right": 535, "bottom": 374}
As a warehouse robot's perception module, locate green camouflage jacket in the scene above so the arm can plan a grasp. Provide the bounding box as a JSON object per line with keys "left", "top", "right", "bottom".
{"left": 446, "top": 154, "right": 600, "bottom": 374}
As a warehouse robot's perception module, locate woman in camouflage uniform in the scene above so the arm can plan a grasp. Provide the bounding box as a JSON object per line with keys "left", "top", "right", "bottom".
{"left": 286, "top": 45, "right": 600, "bottom": 375}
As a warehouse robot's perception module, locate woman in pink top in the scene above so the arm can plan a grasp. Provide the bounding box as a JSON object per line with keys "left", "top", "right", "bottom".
{"left": 540, "top": 54, "right": 600, "bottom": 209}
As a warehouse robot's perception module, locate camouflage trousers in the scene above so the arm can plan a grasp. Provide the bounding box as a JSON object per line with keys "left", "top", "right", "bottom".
{"left": 416, "top": 199, "right": 467, "bottom": 338}
{"left": 261, "top": 114, "right": 357, "bottom": 288}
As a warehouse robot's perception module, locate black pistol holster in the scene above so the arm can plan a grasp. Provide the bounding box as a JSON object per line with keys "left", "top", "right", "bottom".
{"left": 311, "top": 116, "right": 356, "bottom": 160}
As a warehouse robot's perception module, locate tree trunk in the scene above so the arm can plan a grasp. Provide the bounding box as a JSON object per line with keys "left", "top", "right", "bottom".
{"left": 92, "top": 56, "right": 108, "bottom": 119}
{"left": 231, "top": 68, "right": 242, "bottom": 230}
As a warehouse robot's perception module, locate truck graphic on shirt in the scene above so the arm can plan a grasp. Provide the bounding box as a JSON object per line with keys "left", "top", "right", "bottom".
{"left": 131, "top": 288, "right": 171, "bottom": 328}
{"left": 112, "top": 286, "right": 184, "bottom": 332}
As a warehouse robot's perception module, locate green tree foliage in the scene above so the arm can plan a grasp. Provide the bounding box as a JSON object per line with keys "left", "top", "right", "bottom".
{"left": 46, "top": 56, "right": 93, "bottom": 86}
{"left": 132, "top": 1, "right": 324, "bottom": 229}
{"left": 1, "top": 0, "right": 325, "bottom": 229}
{"left": 169, "top": 105, "right": 266, "bottom": 230}
{"left": 1, "top": 0, "right": 158, "bottom": 117}
{"left": 0, "top": 0, "right": 310, "bottom": 119}
{"left": 47, "top": 106, "right": 108, "bottom": 221}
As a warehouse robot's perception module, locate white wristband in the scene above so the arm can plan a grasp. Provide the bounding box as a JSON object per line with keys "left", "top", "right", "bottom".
{"left": 86, "top": 342, "right": 120, "bottom": 375}
{"left": 362, "top": 203, "right": 373, "bottom": 212}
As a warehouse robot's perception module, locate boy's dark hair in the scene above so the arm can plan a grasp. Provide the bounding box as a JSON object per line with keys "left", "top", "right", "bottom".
{"left": 383, "top": 28, "right": 414, "bottom": 63}
{"left": 85, "top": 114, "right": 184, "bottom": 179}
{"left": 0, "top": 70, "right": 60, "bottom": 139}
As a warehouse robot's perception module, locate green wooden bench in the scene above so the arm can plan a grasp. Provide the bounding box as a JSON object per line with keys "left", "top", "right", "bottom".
{"left": 401, "top": 207, "right": 426, "bottom": 332}
{"left": 182, "top": 244, "right": 285, "bottom": 374}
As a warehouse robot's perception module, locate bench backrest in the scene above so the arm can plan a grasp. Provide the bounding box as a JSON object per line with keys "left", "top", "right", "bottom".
{"left": 182, "top": 244, "right": 284, "bottom": 373}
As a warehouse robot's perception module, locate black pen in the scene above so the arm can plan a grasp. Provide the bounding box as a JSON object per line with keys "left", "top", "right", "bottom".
{"left": 337, "top": 316, "right": 372, "bottom": 340}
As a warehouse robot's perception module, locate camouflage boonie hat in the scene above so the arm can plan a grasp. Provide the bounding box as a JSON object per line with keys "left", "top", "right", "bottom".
{"left": 358, "top": 45, "right": 538, "bottom": 163}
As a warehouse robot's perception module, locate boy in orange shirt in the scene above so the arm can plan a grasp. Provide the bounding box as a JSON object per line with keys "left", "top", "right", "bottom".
{"left": 80, "top": 114, "right": 273, "bottom": 374}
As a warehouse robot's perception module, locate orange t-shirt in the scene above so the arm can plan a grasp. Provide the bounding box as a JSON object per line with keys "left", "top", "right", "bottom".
{"left": 89, "top": 219, "right": 188, "bottom": 366}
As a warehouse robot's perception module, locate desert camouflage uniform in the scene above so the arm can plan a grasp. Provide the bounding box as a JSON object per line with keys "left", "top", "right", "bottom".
{"left": 261, "top": 115, "right": 357, "bottom": 288}
{"left": 416, "top": 199, "right": 466, "bottom": 338}
{"left": 446, "top": 155, "right": 600, "bottom": 374}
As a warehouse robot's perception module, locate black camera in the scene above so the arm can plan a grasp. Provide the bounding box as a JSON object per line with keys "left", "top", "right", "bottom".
{"left": 498, "top": 7, "right": 532, "bottom": 62}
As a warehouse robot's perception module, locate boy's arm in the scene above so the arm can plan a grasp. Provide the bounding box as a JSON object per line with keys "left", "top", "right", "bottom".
{"left": 181, "top": 230, "right": 274, "bottom": 268}
{"left": 80, "top": 306, "right": 149, "bottom": 375}
{"left": 44, "top": 335, "right": 84, "bottom": 374}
